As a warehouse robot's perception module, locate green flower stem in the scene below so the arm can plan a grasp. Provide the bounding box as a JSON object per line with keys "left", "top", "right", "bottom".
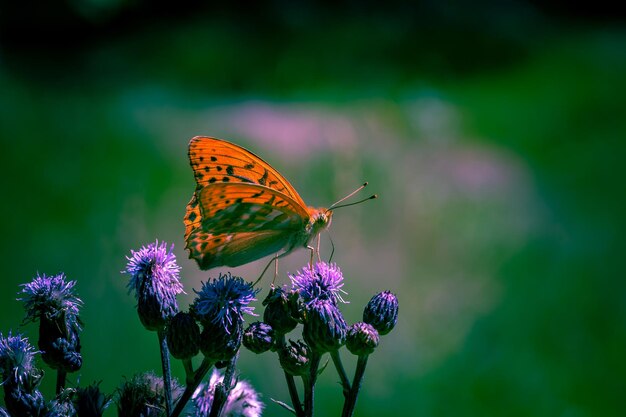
{"left": 182, "top": 358, "right": 195, "bottom": 386}
{"left": 303, "top": 352, "right": 321, "bottom": 417}
{"left": 157, "top": 329, "right": 173, "bottom": 416}
{"left": 341, "top": 354, "right": 369, "bottom": 417}
{"left": 330, "top": 350, "right": 351, "bottom": 398}
{"left": 209, "top": 352, "right": 239, "bottom": 417}
{"left": 278, "top": 335, "right": 304, "bottom": 417}
{"left": 171, "top": 357, "right": 214, "bottom": 417}
{"left": 56, "top": 369, "right": 66, "bottom": 394}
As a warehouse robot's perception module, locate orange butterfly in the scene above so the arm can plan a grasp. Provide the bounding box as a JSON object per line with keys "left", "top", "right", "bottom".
{"left": 185, "top": 136, "right": 365, "bottom": 271}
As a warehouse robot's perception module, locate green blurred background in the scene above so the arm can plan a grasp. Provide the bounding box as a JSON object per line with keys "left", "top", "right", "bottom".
{"left": 1, "top": 1, "right": 625, "bottom": 416}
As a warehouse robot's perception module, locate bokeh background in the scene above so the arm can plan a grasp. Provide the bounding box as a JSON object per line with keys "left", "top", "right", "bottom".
{"left": 1, "top": 1, "right": 625, "bottom": 416}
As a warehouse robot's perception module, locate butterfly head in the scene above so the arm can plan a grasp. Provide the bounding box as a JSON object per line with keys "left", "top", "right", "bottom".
{"left": 307, "top": 207, "right": 333, "bottom": 237}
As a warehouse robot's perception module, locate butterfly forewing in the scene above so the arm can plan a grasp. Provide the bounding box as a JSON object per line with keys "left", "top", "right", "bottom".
{"left": 188, "top": 136, "right": 306, "bottom": 205}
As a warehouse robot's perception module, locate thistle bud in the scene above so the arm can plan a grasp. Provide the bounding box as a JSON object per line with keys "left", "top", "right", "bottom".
{"left": 262, "top": 286, "right": 298, "bottom": 334}
{"left": 302, "top": 299, "right": 347, "bottom": 354}
{"left": 73, "top": 382, "right": 111, "bottom": 417}
{"left": 363, "top": 291, "right": 398, "bottom": 335}
{"left": 199, "top": 320, "right": 243, "bottom": 362}
{"left": 166, "top": 312, "right": 200, "bottom": 360}
{"left": 243, "top": 321, "right": 275, "bottom": 354}
{"left": 346, "top": 322, "right": 379, "bottom": 356}
{"left": 278, "top": 340, "right": 310, "bottom": 377}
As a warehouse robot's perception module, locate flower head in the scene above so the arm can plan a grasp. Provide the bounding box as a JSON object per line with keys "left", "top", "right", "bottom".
{"left": 290, "top": 262, "right": 347, "bottom": 306}
{"left": 191, "top": 272, "right": 258, "bottom": 330}
{"left": 116, "top": 372, "right": 182, "bottom": 417}
{"left": 0, "top": 332, "right": 39, "bottom": 387}
{"left": 363, "top": 291, "right": 398, "bottom": 336}
{"left": 123, "top": 240, "right": 183, "bottom": 331}
{"left": 302, "top": 299, "right": 347, "bottom": 353}
{"left": 192, "top": 370, "right": 263, "bottom": 417}
{"left": 20, "top": 272, "right": 82, "bottom": 329}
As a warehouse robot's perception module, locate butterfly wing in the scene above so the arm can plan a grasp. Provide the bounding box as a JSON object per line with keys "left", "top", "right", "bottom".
{"left": 188, "top": 136, "right": 306, "bottom": 205}
{"left": 186, "top": 229, "right": 298, "bottom": 269}
{"left": 185, "top": 137, "right": 312, "bottom": 269}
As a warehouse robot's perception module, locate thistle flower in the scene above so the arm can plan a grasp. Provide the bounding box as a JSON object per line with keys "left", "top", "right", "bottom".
{"left": 48, "top": 388, "right": 77, "bottom": 417}
{"left": 278, "top": 340, "right": 310, "bottom": 377}
{"left": 20, "top": 273, "right": 82, "bottom": 327}
{"left": 192, "top": 369, "right": 264, "bottom": 417}
{"left": 3, "top": 386, "right": 47, "bottom": 417}
{"left": 243, "top": 322, "right": 274, "bottom": 354}
{"left": 123, "top": 240, "right": 183, "bottom": 331}
{"left": 116, "top": 372, "right": 182, "bottom": 417}
{"left": 0, "top": 331, "right": 39, "bottom": 387}
{"left": 290, "top": 262, "right": 347, "bottom": 306}
{"left": 166, "top": 312, "right": 200, "bottom": 360}
{"left": 346, "top": 322, "right": 379, "bottom": 356}
{"left": 302, "top": 299, "right": 347, "bottom": 354}
{"left": 262, "top": 286, "right": 298, "bottom": 334}
{"left": 191, "top": 273, "right": 258, "bottom": 330}
{"left": 19, "top": 273, "right": 84, "bottom": 372}
{"left": 363, "top": 291, "right": 398, "bottom": 335}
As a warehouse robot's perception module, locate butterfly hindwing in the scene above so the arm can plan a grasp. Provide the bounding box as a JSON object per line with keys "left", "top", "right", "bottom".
{"left": 186, "top": 229, "right": 296, "bottom": 269}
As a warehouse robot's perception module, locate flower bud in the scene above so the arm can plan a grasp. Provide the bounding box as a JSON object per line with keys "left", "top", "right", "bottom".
{"left": 73, "top": 382, "right": 111, "bottom": 417}
{"left": 199, "top": 320, "right": 243, "bottom": 362}
{"left": 278, "top": 340, "right": 310, "bottom": 377}
{"left": 363, "top": 291, "right": 398, "bottom": 335}
{"left": 166, "top": 312, "right": 200, "bottom": 360}
{"left": 302, "top": 299, "right": 347, "bottom": 353}
{"left": 243, "top": 322, "right": 275, "bottom": 354}
{"left": 346, "top": 322, "right": 379, "bottom": 356}
{"left": 262, "top": 286, "right": 298, "bottom": 334}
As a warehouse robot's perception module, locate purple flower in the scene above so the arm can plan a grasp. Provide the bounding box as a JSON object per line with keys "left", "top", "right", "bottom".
{"left": 191, "top": 273, "right": 258, "bottom": 330}
{"left": 290, "top": 262, "right": 347, "bottom": 306}
{"left": 20, "top": 273, "right": 82, "bottom": 330}
{"left": 302, "top": 299, "right": 347, "bottom": 353}
{"left": 192, "top": 370, "right": 263, "bottom": 417}
{"left": 20, "top": 272, "right": 84, "bottom": 372}
{"left": 122, "top": 240, "right": 183, "bottom": 331}
{"left": 0, "top": 332, "right": 39, "bottom": 387}
{"left": 363, "top": 291, "right": 398, "bottom": 336}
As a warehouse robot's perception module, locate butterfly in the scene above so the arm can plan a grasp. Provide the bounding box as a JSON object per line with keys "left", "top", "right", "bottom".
{"left": 184, "top": 136, "right": 343, "bottom": 271}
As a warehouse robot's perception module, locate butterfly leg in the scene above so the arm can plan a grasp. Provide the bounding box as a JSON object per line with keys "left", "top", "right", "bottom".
{"left": 316, "top": 233, "right": 322, "bottom": 262}
{"left": 307, "top": 245, "right": 315, "bottom": 270}
{"left": 254, "top": 252, "right": 288, "bottom": 287}
{"left": 272, "top": 254, "right": 279, "bottom": 285}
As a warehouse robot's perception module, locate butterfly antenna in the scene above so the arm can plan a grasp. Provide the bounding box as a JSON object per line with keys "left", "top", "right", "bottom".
{"left": 329, "top": 194, "right": 378, "bottom": 210}
{"left": 328, "top": 182, "right": 370, "bottom": 211}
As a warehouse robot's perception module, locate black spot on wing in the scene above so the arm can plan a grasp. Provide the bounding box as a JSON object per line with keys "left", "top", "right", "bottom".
{"left": 259, "top": 169, "right": 268, "bottom": 185}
